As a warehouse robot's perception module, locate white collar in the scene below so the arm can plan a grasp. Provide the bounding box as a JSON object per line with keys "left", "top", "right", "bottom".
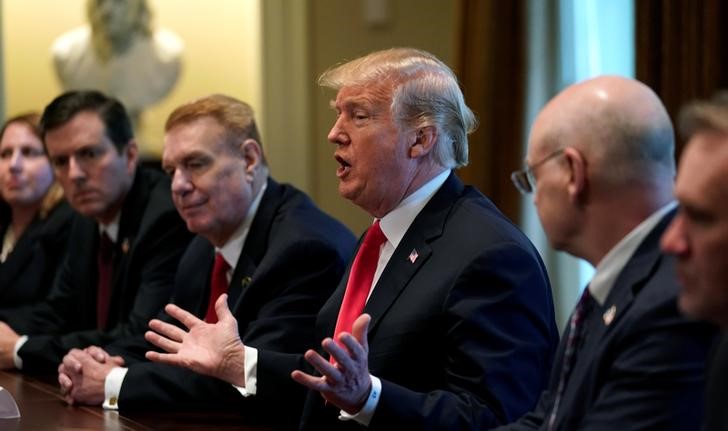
{"left": 216, "top": 181, "right": 267, "bottom": 268}
{"left": 589, "top": 201, "right": 677, "bottom": 305}
{"left": 98, "top": 212, "right": 121, "bottom": 243}
{"left": 379, "top": 169, "right": 450, "bottom": 249}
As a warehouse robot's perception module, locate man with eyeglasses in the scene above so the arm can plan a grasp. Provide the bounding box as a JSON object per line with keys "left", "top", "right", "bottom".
{"left": 497, "top": 75, "right": 716, "bottom": 431}
{"left": 0, "top": 90, "right": 193, "bottom": 373}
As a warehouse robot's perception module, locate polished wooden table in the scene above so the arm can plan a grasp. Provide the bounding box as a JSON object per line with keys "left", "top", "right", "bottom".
{"left": 0, "top": 370, "right": 271, "bottom": 430}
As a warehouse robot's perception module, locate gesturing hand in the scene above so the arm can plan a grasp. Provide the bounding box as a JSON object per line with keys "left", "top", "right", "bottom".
{"left": 145, "top": 294, "right": 247, "bottom": 387}
{"left": 291, "top": 313, "right": 372, "bottom": 414}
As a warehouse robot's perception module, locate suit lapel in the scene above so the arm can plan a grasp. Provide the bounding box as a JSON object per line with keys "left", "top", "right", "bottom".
{"left": 578, "top": 210, "right": 676, "bottom": 358}
{"left": 185, "top": 241, "right": 215, "bottom": 317}
{"left": 228, "top": 178, "right": 280, "bottom": 313}
{"left": 105, "top": 169, "right": 152, "bottom": 320}
{"left": 364, "top": 173, "right": 464, "bottom": 334}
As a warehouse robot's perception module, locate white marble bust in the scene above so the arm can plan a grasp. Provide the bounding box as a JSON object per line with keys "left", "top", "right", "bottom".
{"left": 51, "top": 0, "right": 183, "bottom": 119}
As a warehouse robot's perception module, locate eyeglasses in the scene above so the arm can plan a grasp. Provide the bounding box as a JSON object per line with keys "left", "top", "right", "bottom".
{"left": 510, "top": 148, "right": 565, "bottom": 194}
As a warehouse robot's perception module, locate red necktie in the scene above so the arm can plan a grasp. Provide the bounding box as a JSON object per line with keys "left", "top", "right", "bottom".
{"left": 332, "top": 220, "right": 386, "bottom": 342}
{"left": 205, "top": 253, "right": 230, "bottom": 323}
{"left": 96, "top": 232, "right": 114, "bottom": 329}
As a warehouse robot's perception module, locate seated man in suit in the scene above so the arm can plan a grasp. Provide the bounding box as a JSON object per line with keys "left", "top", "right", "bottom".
{"left": 497, "top": 76, "right": 716, "bottom": 430}
{"left": 0, "top": 90, "right": 193, "bottom": 372}
{"left": 57, "top": 94, "right": 356, "bottom": 429}
{"left": 144, "top": 48, "right": 560, "bottom": 430}
{"left": 661, "top": 92, "right": 728, "bottom": 431}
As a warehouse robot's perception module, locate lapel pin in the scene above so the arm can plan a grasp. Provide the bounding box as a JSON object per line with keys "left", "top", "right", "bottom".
{"left": 121, "top": 238, "right": 130, "bottom": 254}
{"left": 408, "top": 249, "right": 419, "bottom": 263}
{"left": 241, "top": 276, "right": 252, "bottom": 287}
{"left": 603, "top": 305, "right": 616, "bottom": 325}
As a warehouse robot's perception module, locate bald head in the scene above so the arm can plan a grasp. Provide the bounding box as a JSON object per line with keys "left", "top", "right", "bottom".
{"left": 527, "top": 76, "right": 676, "bottom": 264}
{"left": 530, "top": 75, "right": 675, "bottom": 188}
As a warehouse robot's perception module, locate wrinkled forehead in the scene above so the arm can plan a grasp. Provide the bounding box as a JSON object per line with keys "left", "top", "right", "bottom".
{"left": 163, "top": 117, "right": 227, "bottom": 156}
{"left": 334, "top": 80, "right": 395, "bottom": 106}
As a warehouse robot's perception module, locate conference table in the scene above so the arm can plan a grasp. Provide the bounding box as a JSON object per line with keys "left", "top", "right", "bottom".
{"left": 0, "top": 370, "right": 271, "bottom": 430}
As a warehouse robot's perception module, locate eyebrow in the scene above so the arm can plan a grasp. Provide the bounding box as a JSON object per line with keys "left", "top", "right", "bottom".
{"left": 330, "top": 97, "right": 377, "bottom": 111}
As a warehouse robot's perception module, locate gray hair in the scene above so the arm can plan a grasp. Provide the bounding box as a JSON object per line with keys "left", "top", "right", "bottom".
{"left": 318, "top": 48, "right": 477, "bottom": 169}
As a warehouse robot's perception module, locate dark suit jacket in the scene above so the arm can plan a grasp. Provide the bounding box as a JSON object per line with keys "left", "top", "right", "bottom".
{"left": 0, "top": 167, "right": 194, "bottom": 373}
{"left": 105, "top": 178, "right": 356, "bottom": 430}
{"left": 497, "top": 210, "right": 718, "bottom": 431}
{"left": 258, "top": 173, "right": 559, "bottom": 431}
{"left": 705, "top": 333, "right": 728, "bottom": 431}
{"left": 0, "top": 200, "right": 74, "bottom": 307}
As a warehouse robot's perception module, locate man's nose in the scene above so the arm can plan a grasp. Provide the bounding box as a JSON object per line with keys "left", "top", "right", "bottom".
{"left": 171, "top": 170, "right": 193, "bottom": 196}
{"left": 327, "top": 119, "right": 349, "bottom": 145}
{"left": 660, "top": 215, "right": 688, "bottom": 256}
{"left": 68, "top": 156, "right": 86, "bottom": 181}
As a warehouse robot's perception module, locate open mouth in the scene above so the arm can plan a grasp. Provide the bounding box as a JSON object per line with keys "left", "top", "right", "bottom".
{"left": 335, "top": 155, "right": 351, "bottom": 177}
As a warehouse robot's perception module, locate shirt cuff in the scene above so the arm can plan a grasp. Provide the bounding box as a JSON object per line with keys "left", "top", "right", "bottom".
{"left": 338, "top": 374, "right": 381, "bottom": 426}
{"left": 13, "top": 335, "right": 28, "bottom": 369}
{"left": 103, "top": 367, "right": 129, "bottom": 410}
{"left": 232, "top": 345, "right": 258, "bottom": 397}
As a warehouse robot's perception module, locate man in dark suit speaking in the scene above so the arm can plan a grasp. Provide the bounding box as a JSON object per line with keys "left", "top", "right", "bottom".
{"left": 0, "top": 90, "right": 192, "bottom": 372}
{"left": 144, "top": 48, "right": 559, "bottom": 430}
{"left": 499, "top": 76, "right": 716, "bottom": 430}
{"left": 57, "top": 94, "right": 356, "bottom": 429}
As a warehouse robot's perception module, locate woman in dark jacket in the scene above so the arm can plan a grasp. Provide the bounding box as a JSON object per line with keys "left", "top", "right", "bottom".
{"left": 0, "top": 113, "right": 74, "bottom": 307}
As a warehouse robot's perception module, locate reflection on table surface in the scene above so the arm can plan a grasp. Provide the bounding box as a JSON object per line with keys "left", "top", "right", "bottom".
{"left": 0, "top": 370, "right": 271, "bottom": 431}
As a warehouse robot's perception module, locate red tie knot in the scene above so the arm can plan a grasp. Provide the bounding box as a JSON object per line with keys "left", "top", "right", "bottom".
{"left": 363, "top": 220, "right": 386, "bottom": 248}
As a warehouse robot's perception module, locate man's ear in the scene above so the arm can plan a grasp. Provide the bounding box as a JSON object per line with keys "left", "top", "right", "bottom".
{"left": 409, "top": 126, "right": 437, "bottom": 159}
{"left": 563, "top": 146, "right": 587, "bottom": 203}
{"left": 240, "top": 138, "right": 263, "bottom": 180}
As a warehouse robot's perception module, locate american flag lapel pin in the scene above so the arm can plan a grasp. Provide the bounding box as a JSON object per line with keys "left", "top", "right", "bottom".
{"left": 603, "top": 305, "right": 617, "bottom": 325}
{"left": 121, "top": 238, "right": 130, "bottom": 254}
{"left": 408, "top": 249, "right": 418, "bottom": 263}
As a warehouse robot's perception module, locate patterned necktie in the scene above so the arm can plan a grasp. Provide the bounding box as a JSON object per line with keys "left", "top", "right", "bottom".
{"left": 332, "top": 220, "right": 386, "bottom": 343}
{"left": 548, "top": 287, "right": 595, "bottom": 431}
{"left": 96, "top": 232, "right": 114, "bottom": 329}
{"left": 204, "top": 253, "right": 230, "bottom": 323}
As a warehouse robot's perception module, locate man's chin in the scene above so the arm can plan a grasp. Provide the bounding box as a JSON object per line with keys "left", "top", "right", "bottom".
{"left": 677, "top": 292, "right": 704, "bottom": 321}
{"left": 74, "top": 203, "right": 102, "bottom": 218}
{"left": 183, "top": 219, "right": 208, "bottom": 235}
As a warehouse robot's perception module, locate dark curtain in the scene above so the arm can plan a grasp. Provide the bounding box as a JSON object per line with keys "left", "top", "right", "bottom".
{"left": 454, "top": 0, "right": 527, "bottom": 223}
{"left": 636, "top": 0, "right": 728, "bottom": 156}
